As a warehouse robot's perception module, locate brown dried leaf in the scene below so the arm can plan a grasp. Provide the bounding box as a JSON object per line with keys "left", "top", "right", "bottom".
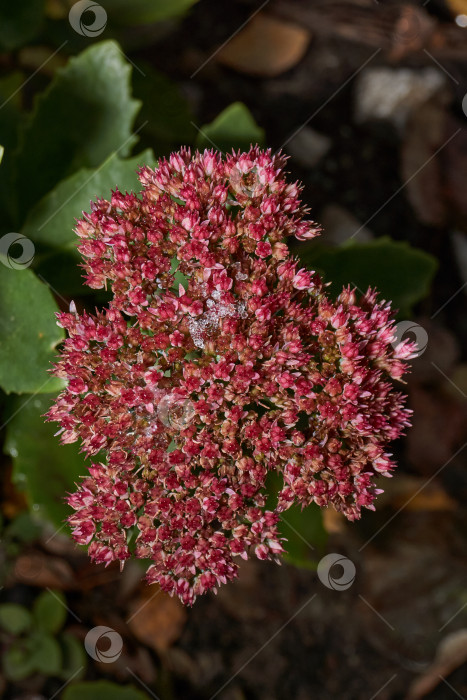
{"left": 12, "top": 551, "right": 76, "bottom": 589}
{"left": 217, "top": 14, "right": 311, "bottom": 78}
{"left": 407, "top": 629, "right": 467, "bottom": 699}
{"left": 128, "top": 586, "right": 187, "bottom": 654}
{"left": 375, "top": 475, "right": 457, "bottom": 512}
{"left": 446, "top": 0, "right": 467, "bottom": 16}
{"left": 1, "top": 464, "right": 28, "bottom": 520}
{"left": 322, "top": 508, "right": 346, "bottom": 533}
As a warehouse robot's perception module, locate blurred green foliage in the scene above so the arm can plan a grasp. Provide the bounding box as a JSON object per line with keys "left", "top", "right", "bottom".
{"left": 196, "top": 102, "right": 265, "bottom": 152}
{"left": 0, "top": 0, "right": 45, "bottom": 52}
{"left": 297, "top": 237, "right": 438, "bottom": 317}
{"left": 16, "top": 41, "right": 141, "bottom": 215}
{"left": 5, "top": 394, "right": 86, "bottom": 527}
{"left": 0, "top": 590, "right": 86, "bottom": 682}
{"left": 63, "top": 680, "right": 150, "bottom": 700}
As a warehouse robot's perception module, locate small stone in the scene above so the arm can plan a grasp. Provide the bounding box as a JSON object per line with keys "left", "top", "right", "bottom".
{"left": 217, "top": 13, "right": 311, "bottom": 78}
{"left": 355, "top": 67, "right": 447, "bottom": 129}
{"left": 286, "top": 127, "right": 332, "bottom": 168}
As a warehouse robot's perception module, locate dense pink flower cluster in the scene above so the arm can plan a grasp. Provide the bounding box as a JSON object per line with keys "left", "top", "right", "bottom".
{"left": 48, "top": 147, "right": 414, "bottom": 604}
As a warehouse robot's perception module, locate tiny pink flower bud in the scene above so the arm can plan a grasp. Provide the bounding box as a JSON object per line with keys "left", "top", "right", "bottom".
{"left": 47, "top": 147, "right": 412, "bottom": 605}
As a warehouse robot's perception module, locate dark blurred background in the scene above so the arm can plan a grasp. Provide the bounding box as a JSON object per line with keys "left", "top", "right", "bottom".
{"left": 0, "top": 1, "right": 467, "bottom": 699}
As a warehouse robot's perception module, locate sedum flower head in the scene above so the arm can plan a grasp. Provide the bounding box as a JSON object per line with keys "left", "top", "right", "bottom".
{"left": 48, "top": 147, "right": 413, "bottom": 605}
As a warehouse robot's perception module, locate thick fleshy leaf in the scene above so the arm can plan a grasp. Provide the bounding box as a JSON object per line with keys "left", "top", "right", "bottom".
{"left": 16, "top": 41, "right": 141, "bottom": 215}
{"left": 3, "top": 642, "right": 36, "bottom": 681}
{"left": 196, "top": 102, "right": 265, "bottom": 153}
{"left": 33, "top": 250, "right": 109, "bottom": 298}
{"left": 280, "top": 504, "right": 327, "bottom": 569}
{"left": 0, "top": 268, "right": 64, "bottom": 394}
{"left": 0, "top": 73, "right": 26, "bottom": 227}
{"left": 4, "top": 394, "right": 87, "bottom": 528}
{"left": 0, "top": 0, "right": 44, "bottom": 51}
{"left": 29, "top": 632, "right": 63, "bottom": 675}
{"left": 6, "top": 512, "right": 41, "bottom": 544}
{"left": 266, "top": 473, "right": 326, "bottom": 568}
{"left": 297, "top": 237, "right": 437, "bottom": 316}
{"left": 0, "top": 604, "right": 32, "bottom": 635}
{"left": 106, "top": 0, "right": 199, "bottom": 24}
{"left": 59, "top": 632, "right": 87, "bottom": 681}
{"left": 63, "top": 681, "right": 150, "bottom": 700}
{"left": 132, "top": 65, "right": 194, "bottom": 154}
{"left": 22, "top": 150, "right": 156, "bottom": 254}
{"left": 33, "top": 590, "right": 67, "bottom": 634}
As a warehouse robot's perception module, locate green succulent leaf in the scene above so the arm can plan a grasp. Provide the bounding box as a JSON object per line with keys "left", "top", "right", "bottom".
{"left": 196, "top": 102, "right": 265, "bottom": 153}
{"left": 106, "top": 0, "right": 199, "bottom": 25}
{"left": 4, "top": 393, "right": 87, "bottom": 528}
{"left": 296, "top": 237, "right": 437, "bottom": 316}
{"left": 63, "top": 680, "right": 151, "bottom": 700}
{"left": 3, "top": 641, "right": 36, "bottom": 681}
{"left": 0, "top": 603, "right": 32, "bottom": 635}
{"left": 280, "top": 504, "right": 326, "bottom": 569}
{"left": 22, "top": 149, "right": 156, "bottom": 254}
{"left": 266, "top": 472, "right": 326, "bottom": 569}
{"left": 59, "top": 632, "right": 87, "bottom": 681}
{"left": 0, "top": 72, "right": 24, "bottom": 117}
{"left": 29, "top": 631, "right": 63, "bottom": 675}
{"left": 6, "top": 512, "right": 41, "bottom": 543}
{"left": 33, "top": 250, "right": 95, "bottom": 298}
{"left": 132, "top": 65, "right": 195, "bottom": 154}
{"left": 0, "top": 0, "right": 44, "bottom": 51}
{"left": 33, "top": 590, "right": 67, "bottom": 634}
{"left": 0, "top": 267, "right": 64, "bottom": 394}
{"left": 0, "top": 73, "right": 27, "bottom": 227}
{"left": 16, "top": 40, "right": 141, "bottom": 215}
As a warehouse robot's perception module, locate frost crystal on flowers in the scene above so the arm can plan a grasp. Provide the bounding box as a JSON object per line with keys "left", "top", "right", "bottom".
{"left": 47, "top": 147, "right": 414, "bottom": 605}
